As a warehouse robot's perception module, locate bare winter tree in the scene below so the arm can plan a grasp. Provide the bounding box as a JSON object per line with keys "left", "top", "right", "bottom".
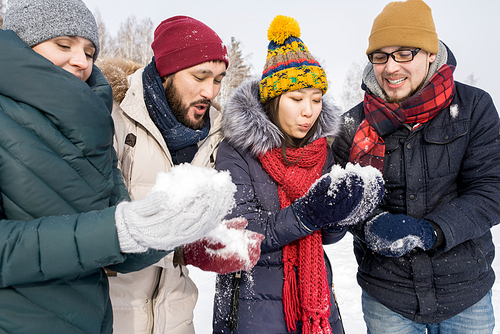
{"left": 113, "top": 15, "right": 154, "bottom": 65}
{"left": 215, "top": 37, "right": 252, "bottom": 109}
{"left": 135, "top": 18, "right": 155, "bottom": 65}
{"left": 342, "top": 62, "right": 365, "bottom": 112}
{"left": 93, "top": 9, "right": 112, "bottom": 58}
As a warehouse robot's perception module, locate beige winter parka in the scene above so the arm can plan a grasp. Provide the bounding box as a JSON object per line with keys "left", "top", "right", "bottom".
{"left": 100, "top": 58, "right": 223, "bottom": 334}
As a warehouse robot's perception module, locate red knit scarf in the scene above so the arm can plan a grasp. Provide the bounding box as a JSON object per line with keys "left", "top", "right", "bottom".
{"left": 259, "top": 137, "right": 332, "bottom": 334}
{"left": 349, "top": 64, "right": 456, "bottom": 171}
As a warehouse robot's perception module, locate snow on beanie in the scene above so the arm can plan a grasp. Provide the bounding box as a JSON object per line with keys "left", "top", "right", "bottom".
{"left": 151, "top": 16, "right": 229, "bottom": 78}
{"left": 3, "top": 0, "right": 100, "bottom": 60}
{"left": 366, "top": 0, "right": 439, "bottom": 55}
{"left": 259, "top": 15, "right": 328, "bottom": 103}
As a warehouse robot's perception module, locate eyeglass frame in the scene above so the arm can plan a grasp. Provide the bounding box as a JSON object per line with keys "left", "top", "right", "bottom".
{"left": 367, "top": 48, "right": 421, "bottom": 64}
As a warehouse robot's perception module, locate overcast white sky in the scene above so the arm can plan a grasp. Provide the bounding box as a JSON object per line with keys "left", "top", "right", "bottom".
{"left": 79, "top": 0, "right": 499, "bottom": 109}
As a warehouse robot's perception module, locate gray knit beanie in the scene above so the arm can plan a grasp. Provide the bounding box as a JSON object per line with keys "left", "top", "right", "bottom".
{"left": 3, "top": 0, "right": 100, "bottom": 60}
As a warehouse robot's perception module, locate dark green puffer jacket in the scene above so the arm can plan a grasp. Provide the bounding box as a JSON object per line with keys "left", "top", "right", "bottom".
{"left": 0, "top": 30, "right": 167, "bottom": 333}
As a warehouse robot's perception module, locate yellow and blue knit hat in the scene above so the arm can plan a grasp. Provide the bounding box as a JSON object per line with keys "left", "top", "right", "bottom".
{"left": 259, "top": 15, "right": 328, "bottom": 103}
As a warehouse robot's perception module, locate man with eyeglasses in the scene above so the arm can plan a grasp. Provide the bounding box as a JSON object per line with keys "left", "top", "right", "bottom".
{"left": 332, "top": 0, "right": 499, "bottom": 333}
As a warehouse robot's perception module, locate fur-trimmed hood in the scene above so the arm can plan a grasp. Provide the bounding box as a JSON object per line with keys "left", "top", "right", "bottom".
{"left": 97, "top": 57, "right": 143, "bottom": 104}
{"left": 222, "top": 78, "right": 342, "bottom": 156}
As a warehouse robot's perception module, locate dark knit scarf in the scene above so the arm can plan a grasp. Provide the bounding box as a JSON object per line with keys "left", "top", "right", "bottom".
{"left": 259, "top": 137, "right": 332, "bottom": 334}
{"left": 142, "top": 59, "right": 210, "bottom": 164}
{"left": 350, "top": 64, "right": 456, "bottom": 171}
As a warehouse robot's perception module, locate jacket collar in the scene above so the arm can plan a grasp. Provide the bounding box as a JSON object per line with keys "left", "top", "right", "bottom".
{"left": 120, "top": 68, "right": 222, "bottom": 164}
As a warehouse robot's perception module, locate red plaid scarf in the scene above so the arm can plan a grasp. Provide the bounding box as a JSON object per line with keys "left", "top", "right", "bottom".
{"left": 350, "top": 64, "right": 456, "bottom": 171}
{"left": 259, "top": 137, "right": 332, "bottom": 334}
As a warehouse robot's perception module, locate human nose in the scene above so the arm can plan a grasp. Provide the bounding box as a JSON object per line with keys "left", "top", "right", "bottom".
{"left": 200, "top": 82, "right": 217, "bottom": 100}
{"left": 384, "top": 56, "right": 400, "bottom": 73}
{"left": 69, "top": 49, "right": 89, "bottom": 70}
{"left": 302, "top": 100, "right": 314, "bottom": 118}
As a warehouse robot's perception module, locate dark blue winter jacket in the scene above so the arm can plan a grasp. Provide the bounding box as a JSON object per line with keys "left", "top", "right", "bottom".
{"left": 0, "top": 30, "right": 167, "bottom": 333}
{"left": 213, "top": 79, "right": 346, "bottom": 334}
{"left": 332, "top": 43, "right": 500, "bottom": 324}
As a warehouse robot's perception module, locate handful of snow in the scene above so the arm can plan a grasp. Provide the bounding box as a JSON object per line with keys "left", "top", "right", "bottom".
{"left": 327, "top": 163, "right": 384, "bottom": 227}
{"left": 204, "top": 217, "right": 261, "bottom": 260}
{"left": 115, "top": 164, "right": 239, "bottom": 253}
{"left": 183, "top": 217, "right": 264, "bottom": 274}
{"left": 148, "top": 164, "right": 238, "bottom": 248}
{"left": 151, "top": 163, "right": 236, "bottom": 209}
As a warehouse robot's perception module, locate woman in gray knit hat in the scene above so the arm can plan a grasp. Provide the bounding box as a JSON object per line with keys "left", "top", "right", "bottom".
{"left": 4, "top": 0, "right": 101, "bottom": 81}
{"left": 0, "top": 1, "right": 239, "bottom": 333}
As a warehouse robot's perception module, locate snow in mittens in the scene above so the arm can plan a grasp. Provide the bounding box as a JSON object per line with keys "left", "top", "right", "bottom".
{"left": 150, "top": 163, "right": 237, "bottom": 238}
{"left": 328, "top": 163, "right": 384, "bottom": 226}
{"left": 151, "top": 163, "right": 235, "bottom": 205}
{"left": 204, "top": 217, "right": 259, "bottom": 268}
{"left": 365, "top": 213, "right": 425, "bottom": 253}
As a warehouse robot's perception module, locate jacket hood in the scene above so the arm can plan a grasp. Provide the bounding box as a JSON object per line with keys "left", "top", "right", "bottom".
{"left": 97, "top": 57, "right": 143, "bottom": 104}
{"left": 222, "top": 78, "right": 341, "bottom": 156}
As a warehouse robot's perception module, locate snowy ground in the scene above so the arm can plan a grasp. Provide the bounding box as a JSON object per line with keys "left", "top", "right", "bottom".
{"left": 190, "top": 227, "right": 500, "bottom": 333}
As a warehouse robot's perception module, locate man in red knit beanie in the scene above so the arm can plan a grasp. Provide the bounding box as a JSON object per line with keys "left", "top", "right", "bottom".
{"left": 99, "top": 16, "right": 263, "bottom": 334}
{"left": 152, "top": 16, "right": 228, "bottom": 79}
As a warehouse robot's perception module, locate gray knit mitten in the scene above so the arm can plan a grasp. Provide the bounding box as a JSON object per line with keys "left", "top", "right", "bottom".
{"left": 114, "top": 164, "right": 236, "bottom": 253}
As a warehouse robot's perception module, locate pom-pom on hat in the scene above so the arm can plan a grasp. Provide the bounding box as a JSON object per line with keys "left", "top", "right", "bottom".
{"left": 366, "top": 0, "right": 439, "bottom": 55}
{"left": 259, "top": 15, "right": 328, "bottom": 103}
{"left": 152, "top": 16, "right": 229, "bottom": 78}
{"left": 3, "top": 0, "right": 100, "bottom": 60}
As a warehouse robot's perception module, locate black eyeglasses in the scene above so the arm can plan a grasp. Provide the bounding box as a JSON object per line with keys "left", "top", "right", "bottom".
{"left": 367, "top": 48, "right": 421, "bottom": 64}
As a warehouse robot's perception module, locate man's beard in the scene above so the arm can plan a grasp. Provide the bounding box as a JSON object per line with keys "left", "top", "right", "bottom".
{"left": 164, "top": 77, "right": 210, "bottom": 130}
{"left": 383, "top": 76, "right": 427, "bottom": 104}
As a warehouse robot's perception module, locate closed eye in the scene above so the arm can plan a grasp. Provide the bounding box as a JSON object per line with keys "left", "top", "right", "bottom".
{"left": 56, "top": 43, "right": 70, "bottom": 50}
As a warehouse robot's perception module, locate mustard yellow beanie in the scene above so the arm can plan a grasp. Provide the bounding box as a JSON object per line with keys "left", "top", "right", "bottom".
{"left": 366, "top": 0, "right": 439, "bottom": 55}
{"left": 259, "top": 15, "right": 327, "bottom": 103}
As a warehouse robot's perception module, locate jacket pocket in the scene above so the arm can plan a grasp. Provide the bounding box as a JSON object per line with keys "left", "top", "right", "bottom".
{"left": 433, "top": 238, "right": 490, "bottom": 285}
{"left": 423, "top": 121, "right": 468, "bottom": 178}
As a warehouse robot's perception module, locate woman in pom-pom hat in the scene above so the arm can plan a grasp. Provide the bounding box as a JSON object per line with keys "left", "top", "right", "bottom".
{"left": 212, "top": 15, "right": 384, "bottom": 334}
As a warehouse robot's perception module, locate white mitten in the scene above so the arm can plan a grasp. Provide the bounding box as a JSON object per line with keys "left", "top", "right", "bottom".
{"left": 115, "top": 164, "right": 236, "bottom": 253}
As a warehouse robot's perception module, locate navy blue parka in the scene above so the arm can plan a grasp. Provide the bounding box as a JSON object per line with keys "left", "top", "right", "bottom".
{"left": 213, "top": 79, "right": 346, "bottom": 334}
{"left": 332, "top": 42, "right": 500, "bottom": 323}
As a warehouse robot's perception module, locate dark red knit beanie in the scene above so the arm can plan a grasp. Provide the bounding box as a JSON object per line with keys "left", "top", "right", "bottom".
{"left": 152, "top": 16, "right": 229, "bottom": 78}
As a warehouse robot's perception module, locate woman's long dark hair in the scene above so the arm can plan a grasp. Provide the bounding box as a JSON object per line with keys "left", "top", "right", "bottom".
{"left": 263, "top": 94, "right": 321, "bottom": 164}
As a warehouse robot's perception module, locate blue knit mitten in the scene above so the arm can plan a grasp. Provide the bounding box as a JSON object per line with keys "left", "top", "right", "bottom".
{"left": 292, "top": 167, "right": 365, "bottom": 230}
{"left": 329, "top": 163, "right": 384, "bottom": 227}
{"left": 365, "top": 213, "right": 436, "bottom": 257}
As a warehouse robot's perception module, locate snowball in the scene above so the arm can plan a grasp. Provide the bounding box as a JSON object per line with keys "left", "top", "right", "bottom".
{"left": 204, "top": 218, "right": 260, "bottom": 267}
{"left": 151, "top": 163, "right": 236, "bottom": 209}
{"left": 326, "top": 163, "right": 384, "bottom": 227}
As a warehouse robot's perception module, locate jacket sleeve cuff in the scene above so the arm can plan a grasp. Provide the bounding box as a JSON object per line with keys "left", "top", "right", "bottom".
{"left": 428, "top": 220, "right": 445, "bottom": 250}
{"left": 291, "top": 203, "right": 318, "bottom": 232}
{"left": 114, "top": 202, "right": 148, "bottom": 253}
